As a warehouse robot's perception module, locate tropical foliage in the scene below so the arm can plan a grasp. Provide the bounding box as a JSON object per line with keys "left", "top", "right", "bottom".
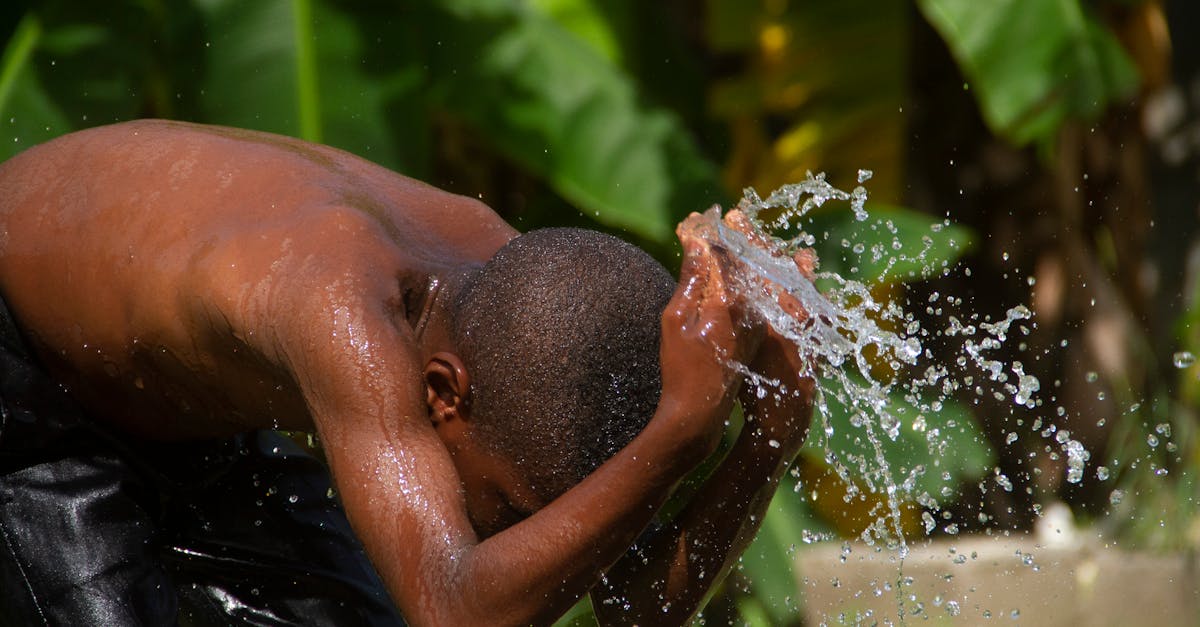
{"left": 2, "top": 0, "right": 1191, "bottom": 624}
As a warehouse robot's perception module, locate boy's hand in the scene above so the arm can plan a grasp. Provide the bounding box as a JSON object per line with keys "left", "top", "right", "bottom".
{"left": 739, "top": 328, "right": 814, "bottom": 459}
{"left": 721, "top": 208, "right": 816, "bottom": 456}
{"left": 596, "top": 208, "right": 814, "bottom": 625}
{"left": 658, "top": 212, "right": 762, "bottom": 458}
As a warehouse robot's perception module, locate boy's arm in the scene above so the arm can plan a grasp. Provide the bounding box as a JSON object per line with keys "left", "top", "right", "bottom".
{"left": 591, "top": 328, "right": 813, "bottom": 625}
{"left": 284, "top": 236, "right": 754, "bottom": 626}
{"left": 592, "top": 212, "right": 817, "bottom": 624}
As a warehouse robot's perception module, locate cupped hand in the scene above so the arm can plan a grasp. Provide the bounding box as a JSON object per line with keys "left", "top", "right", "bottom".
{"left": 721, "top": 209, "right": 816, "bottom": 455}
{"left": 737, "top": 327, "right": 815, "bottom": 458}
{"left": 657, "top": 211, "right": 763, "bottom": 457}
{"left": 722, "top": 208, "right": 816, "bottom": 325}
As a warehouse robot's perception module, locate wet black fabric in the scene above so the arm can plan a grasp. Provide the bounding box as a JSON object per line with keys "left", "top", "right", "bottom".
{"left": 0, "top": 298, "right": 406, "bottom": 626}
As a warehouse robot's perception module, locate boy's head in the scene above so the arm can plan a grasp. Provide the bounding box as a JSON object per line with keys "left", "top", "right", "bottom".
{"left": 424, "top": 228, "right": 674, "bottom": 536}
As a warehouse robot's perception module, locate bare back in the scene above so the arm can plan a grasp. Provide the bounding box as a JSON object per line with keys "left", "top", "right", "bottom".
{"left": 0, "top": 119, "right": 516, "bottom": 439}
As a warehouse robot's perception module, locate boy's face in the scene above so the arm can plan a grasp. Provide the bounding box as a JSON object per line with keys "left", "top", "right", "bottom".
{"left": 451, "top": 432, "right": 548, "bottom": 538}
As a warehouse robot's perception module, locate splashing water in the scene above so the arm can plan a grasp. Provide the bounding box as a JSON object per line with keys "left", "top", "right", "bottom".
{"left": 689, "top": 172, "right": 1090, "bottom": 557}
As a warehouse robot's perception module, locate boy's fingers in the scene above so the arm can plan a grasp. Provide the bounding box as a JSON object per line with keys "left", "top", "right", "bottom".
{"left": 723, "top": 209, "right": 773, "bottom": 251}
{"left": 668, "top": 233, "right": 726, "bottom": 334}
{"left": 793, "top": 249, "right": 817, "bottom": 280}
{"left": 777, "top": 291, "right": 808, "bottom": 323}
{"left": 677, "top": 237, "right": 713, "bottom": 302}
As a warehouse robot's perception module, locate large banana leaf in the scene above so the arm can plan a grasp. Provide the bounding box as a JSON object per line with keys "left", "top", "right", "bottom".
{"left": 918, "top": 0, "right": 1139, "bottom": 146}
{"left": 421, "top": 0, "right": 723, "bottom": 244}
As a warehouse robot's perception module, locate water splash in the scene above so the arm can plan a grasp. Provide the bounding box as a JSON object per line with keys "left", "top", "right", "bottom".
{"left": 689, "top": 172, "right": 1089, "bottom": 557}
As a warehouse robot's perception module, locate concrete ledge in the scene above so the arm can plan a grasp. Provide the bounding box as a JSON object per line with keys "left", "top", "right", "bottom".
{"left": 796, "top": 535, "right": 1200, "bottom": 625}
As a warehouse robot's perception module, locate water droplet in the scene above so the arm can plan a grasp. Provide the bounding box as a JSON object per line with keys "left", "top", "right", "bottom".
{"left": 1173, "top": 351, "right": 1195, "bottom": 368}
{"left": 693, "top": 174, "right": 1086, "bottom": 572}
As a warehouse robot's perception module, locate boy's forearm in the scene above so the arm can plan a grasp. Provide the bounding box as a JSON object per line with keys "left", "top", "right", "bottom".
{"left": 592, "top": 425, "right": 797, "bottom": 625}
{"left": 360, "top": 399, "right": 715, "bottom": 627}
{"left": 458, "top": 413, "right": 706, "bottom": 623}
{"left": 593, "top": 330, "right": 813, "bottom": 625}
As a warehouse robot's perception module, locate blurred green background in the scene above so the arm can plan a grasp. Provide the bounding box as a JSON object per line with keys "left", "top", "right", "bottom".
{"left": 2, "top": 0, "right": 1198, "bottom": 624}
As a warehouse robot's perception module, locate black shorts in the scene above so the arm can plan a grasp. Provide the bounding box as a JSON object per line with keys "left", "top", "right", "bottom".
{"left": 0, "top": 298, "right": 405, "bottom": 626}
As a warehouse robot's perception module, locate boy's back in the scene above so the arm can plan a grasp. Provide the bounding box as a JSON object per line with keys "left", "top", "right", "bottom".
{"left": 0, "top": 119, "right": 514, "bottom": 440}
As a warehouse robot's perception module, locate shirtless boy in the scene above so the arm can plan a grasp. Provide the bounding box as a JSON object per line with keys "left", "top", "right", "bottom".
{"left": 0, "top": 120, "right": 813, "bottom": 625}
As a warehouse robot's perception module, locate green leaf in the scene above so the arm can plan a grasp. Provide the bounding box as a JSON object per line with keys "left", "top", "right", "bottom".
{"left": 550, "top": 595, "right": 599, "bottom": 627}
{"left": 194, "top": 0, "right": 305, "bottom": 136}
{"left": 809, "top": 203, "right": 975, "bottom": 286}
{"left": 917, "top": 0, "right": 1139, "bottom": 146}
{"left": 291, "top": 0, "right": 320, "bottom": 143}
{"left": 0, "top": 2, "right": 170, "bottom": 154}
{"left": 193, "top": 0, "right": 419, "bottom": 174}
{"left": 0, "top": 13, "right": 74, "bottom": 162}
{"left": 422, "top": 1, "right": 723, "bottom": 245}
{"left": 530, "top": 0, "right": 622, "bottom": 64}
{"left": 738, "top": 483, "right": 827, "bottom": 624}
{"left": 802, "top": 373, "right": 994, "bottom": 500}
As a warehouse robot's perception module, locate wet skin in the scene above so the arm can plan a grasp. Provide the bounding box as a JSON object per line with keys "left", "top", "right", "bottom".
{"left": 0, "top": 120, "right": 814, "bottom": 625}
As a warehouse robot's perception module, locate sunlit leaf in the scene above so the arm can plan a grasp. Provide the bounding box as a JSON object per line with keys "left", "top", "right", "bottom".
{"left": 708, "top": 0, "right": 910, "bottom": 205}
{"left": 917, "top": 0, "right": 1139, "bottom": 146}
{"left": 550, "top": 596, "right": 598, "bottom": 627}
{"left": 530, "top": 0, "right": 621, "bottom": 64}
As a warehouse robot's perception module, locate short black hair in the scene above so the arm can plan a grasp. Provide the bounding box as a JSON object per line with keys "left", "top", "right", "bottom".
{"left": 452, "top": 228, "right": 675, "bottom": 501}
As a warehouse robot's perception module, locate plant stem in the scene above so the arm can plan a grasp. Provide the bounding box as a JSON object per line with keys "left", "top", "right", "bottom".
{"left": 0, "top": 13, "right": 42, "bottom": 122}
{"left": 292, "top": 0, "right": 321, "bottom": 142}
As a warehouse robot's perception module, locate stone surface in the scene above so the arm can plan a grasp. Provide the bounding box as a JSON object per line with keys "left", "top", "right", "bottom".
{"left": 796, "top": 534, "right": 1200, "bottom": 625}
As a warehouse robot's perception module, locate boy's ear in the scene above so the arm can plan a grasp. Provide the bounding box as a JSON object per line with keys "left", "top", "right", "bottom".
{"left": 424, "top": 352, "right": 471, "bottom": 426}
